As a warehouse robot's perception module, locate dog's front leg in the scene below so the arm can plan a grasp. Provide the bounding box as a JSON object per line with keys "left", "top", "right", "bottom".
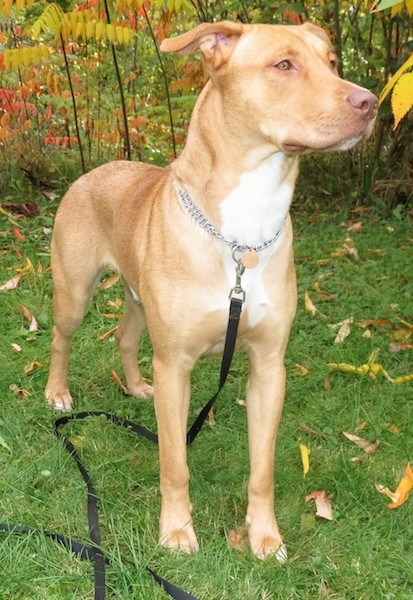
{"left": 154, "top": 356, "right": 199, "bottom": 553}
{"left": 245, "top": 349, "right": 288, "bottom": 562}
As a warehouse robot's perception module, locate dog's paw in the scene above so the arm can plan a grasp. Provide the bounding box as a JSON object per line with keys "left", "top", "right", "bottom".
{"left": 45, "top": 389, "right": 74, "bottom": 412}
{"left": 125, "top": 381, "right": 154, "bottom": 398}
{"left": 160, "top": 525, "right": 199, "bottom": 554}
{"left": 246, "top": 517, "right": 288, "bottom": 563}
{"left": 253, "top": 538, "right": 288, "bottom": 563}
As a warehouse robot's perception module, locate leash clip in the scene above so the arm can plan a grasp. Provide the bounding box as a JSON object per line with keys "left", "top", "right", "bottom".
{"left": 229, "top": 247, "right": 246, "bottom": 303}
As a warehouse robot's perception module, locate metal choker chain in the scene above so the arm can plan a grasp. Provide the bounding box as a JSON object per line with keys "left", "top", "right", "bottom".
{"left": 174, "top": 181, "right": 285, "bottom": 254}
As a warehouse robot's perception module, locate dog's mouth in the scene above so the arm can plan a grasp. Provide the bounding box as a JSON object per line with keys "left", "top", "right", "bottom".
{"left": 282, "top": 127, "right": 373, "bottom": 156}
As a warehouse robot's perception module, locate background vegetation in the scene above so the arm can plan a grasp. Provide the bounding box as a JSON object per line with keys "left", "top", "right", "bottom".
{"left": 0, "top": 0, "right": 412, "bottom": 212}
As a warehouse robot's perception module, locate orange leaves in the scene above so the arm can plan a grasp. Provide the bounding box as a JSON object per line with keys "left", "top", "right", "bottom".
{"left": 305, "top": 491, "right": 334, "bottom": 521}
{"left": 376, "top": 463, "right": 413, "bottom": 509}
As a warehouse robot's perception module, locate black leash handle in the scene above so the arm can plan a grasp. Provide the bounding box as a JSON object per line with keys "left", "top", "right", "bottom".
{"left": 2, "top": 297, "right": 243, "bottom": 600}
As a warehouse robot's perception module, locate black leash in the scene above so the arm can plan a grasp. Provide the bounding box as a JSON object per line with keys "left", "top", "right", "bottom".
{"left": 1, "top": 296, "right": 243, "bottom": 600}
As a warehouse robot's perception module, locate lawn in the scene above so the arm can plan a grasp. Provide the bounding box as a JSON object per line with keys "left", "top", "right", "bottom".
{"left": 0, "top": 183, "right": 412, "bottom": 599}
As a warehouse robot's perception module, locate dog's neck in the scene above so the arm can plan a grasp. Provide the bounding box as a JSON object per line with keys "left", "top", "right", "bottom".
{"left": 173, "top": 82, "right": 299, "bottom": 249}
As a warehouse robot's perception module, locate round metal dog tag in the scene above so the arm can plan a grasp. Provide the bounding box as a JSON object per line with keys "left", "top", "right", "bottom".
{"left": 241, "top": 248, "right": 259, "bottom": 269}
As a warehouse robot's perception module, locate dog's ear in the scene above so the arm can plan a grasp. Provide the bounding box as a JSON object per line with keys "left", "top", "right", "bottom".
{"left": 300, "top": 22, "right": 333, "bottom": 49}
{"left": 160, "top": 21, "right": 243, "bottom": 70}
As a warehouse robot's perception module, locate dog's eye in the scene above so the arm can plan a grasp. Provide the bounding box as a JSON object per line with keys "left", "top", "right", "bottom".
{"left": 330, "top": 59, "right": 337, "bottom": 71}
{"left": 275, "top": 60, "right": 292, "bottom": 71}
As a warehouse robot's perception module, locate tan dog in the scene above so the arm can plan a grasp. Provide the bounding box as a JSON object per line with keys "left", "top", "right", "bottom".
{"left": 45, "top": 21, "right": 377, "bottom": 561}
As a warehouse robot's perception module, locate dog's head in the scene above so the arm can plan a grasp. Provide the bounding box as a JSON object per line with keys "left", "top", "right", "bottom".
{"left": 161, "top": 21, "right": 378, "bottom": 156}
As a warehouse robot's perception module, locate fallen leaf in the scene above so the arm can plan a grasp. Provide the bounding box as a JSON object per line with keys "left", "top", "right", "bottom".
{"left": 375, "top": 484, "right": 399, "bottom": 504}
{"left": 389, "top": 342, "right": 413, "bottom": 352}
{"left": 19, "top": 305, "right": 39, "bottom": 331}
{"left": 330, "top": 243, "right": 359, "bottom": 261}
{"left": 9, "top": 384, "right": 31, "bottom": 397}
{"left": 389, "top": 463, "right": 413, "bottom": 508}
{"left": 298, "top": 423, "right": 325, "bottom": 436}
{"left": 333, "top": 317, "right": 353, "bottom": 344}
{"left": 101, "top": 274, "right": 120, "bottom": 290}
{"left": 235, "top": 398, "right": 247, "bottom": 407}
{"left": 228, "top": 526, "right": 249, "bottom": 552}
{"left": 24, "top": 361, "right": 45, "bottom": 375}
{"left": 295, "top": 363, "right": 310, "bottom": 376}
{"left": 299, "top": 444, "right": 311, "bottom": 477}
{"left": 341, "top": 431, "right": 380, "bottom": 455}
{"left": 376, "top": 463, "right": 413, "bottom": 509}
{"left": 110, "top": 369, "right": 128, "bottom": 394}
{"left": 0, "top": 274, "right": 22, "bottom": 291}
{"left": 208, "top": 408, "right": 216, "bottom": 428}
{"left": 305, "top": 290, "right": 318, "bottom": 316}
{"left": 381, "top": 422, "right": 400, "bottom": 434}
{"left": 327, "top": 349, "right": 413, "bottom": 384}
{"left": 107, "top": 297, "right": 123, "bottom": 310}
{"left": 70, "top": 435, "right": 86, "bottom": 447}
{"left": 11, "top": 343, "right": 22, "bottom": 352}
{"left": 305, "top": 491, "right": 334, "bottom": 520}
{"left": 16, "top": 257, "right": 34, "bottom": 275}
{"left": 356, "top": 319, "right": 389, "bottom": 329}
{"left": 97, "top": 325, "right": 118, "bottom": 341}
{"left": 347, "top": 221, "right": 362, "bottom": 233}
{"left": 13, "top": 226, "right": 25, "bottom": 241}
{"left": 2, "top": 201, "right": 39, "bottom": 217}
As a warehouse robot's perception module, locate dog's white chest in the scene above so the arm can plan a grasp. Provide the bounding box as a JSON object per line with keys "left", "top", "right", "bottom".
{"left": 218, "top": 154, "right": 295, "bottom": 327}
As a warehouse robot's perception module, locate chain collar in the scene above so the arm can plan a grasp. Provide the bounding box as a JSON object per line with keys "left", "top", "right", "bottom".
{"left": 174, "top": 181, "right": 285, "bottom": 254}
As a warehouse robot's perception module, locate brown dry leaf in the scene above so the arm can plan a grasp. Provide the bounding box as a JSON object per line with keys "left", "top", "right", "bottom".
{"left": 24, "top": 361, "right": 45, "bottom": 375}
{"left": 228, "top": 526, "right": 249, "bottom": 552}
{"left": 110, "top": 369, "right": 129, "bottom": 394}
{"left": 299, "top": 423, "right": 321, "bottom": 435}
{"left": 208, "top": 408, "right": 216, "bottom": 427}
{"left": 341, "top": 431, "right": 380, "bottom": 455}
{"left": 295, "top": 363, "right": 310, "bottom": 376}
{"left": 334, "top": 317, "right": 353, "bottom": 344}
{"left": 0, "top": 274, "right": 22, "bottom": 292}
{"left": 235, "top": 398, "right": 247, "bottom": 407}
{"left": 305, "top": 290, "right": 318, "bottom": 316}
{"left": 305, "top": 491, "right": 334, "bottom": 521}
{"left": 9, "top": 384, "right": 31, "bottom": 398}
{"left": 11, "top": 343, "right": 22, "bottom": 352}
{"left": 100, "top": 274, "right": 120, "bottom": 290}
{"left": 347, "top": 221, "right": 362, "bottom": 233}
{"left": 356, "top": 319, "right": 389, "bottom": 329}
{"left": 107, "top": 297, "right": 123, "bottom": 310}
{"left": 389, "top": 342, "right": 413, "bottom": 352}
{"left": 19, "top": 305, "right": 39, "bottom": 331}
{"left": 331, "top": 243, "right": 359, "bottom": 261}
{"left": 2, "top": 201, "right": 39, "bottom": 217}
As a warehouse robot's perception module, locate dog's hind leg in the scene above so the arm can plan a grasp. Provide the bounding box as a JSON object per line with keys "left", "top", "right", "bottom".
{"left": 115, "top": 285, "right": 154, "bottom": 398}
{"left": 45, "top": 239, "right": 104, "bottom": 411}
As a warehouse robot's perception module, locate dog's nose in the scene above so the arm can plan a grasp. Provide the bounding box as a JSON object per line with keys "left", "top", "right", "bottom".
{"left": 347, "top": 89, "right": 378, "bottom": 119}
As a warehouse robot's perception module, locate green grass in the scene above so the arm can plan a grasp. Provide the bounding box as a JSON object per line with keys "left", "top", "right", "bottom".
{"left": 0, "top": 187, "right": 412, "bottom": 599}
